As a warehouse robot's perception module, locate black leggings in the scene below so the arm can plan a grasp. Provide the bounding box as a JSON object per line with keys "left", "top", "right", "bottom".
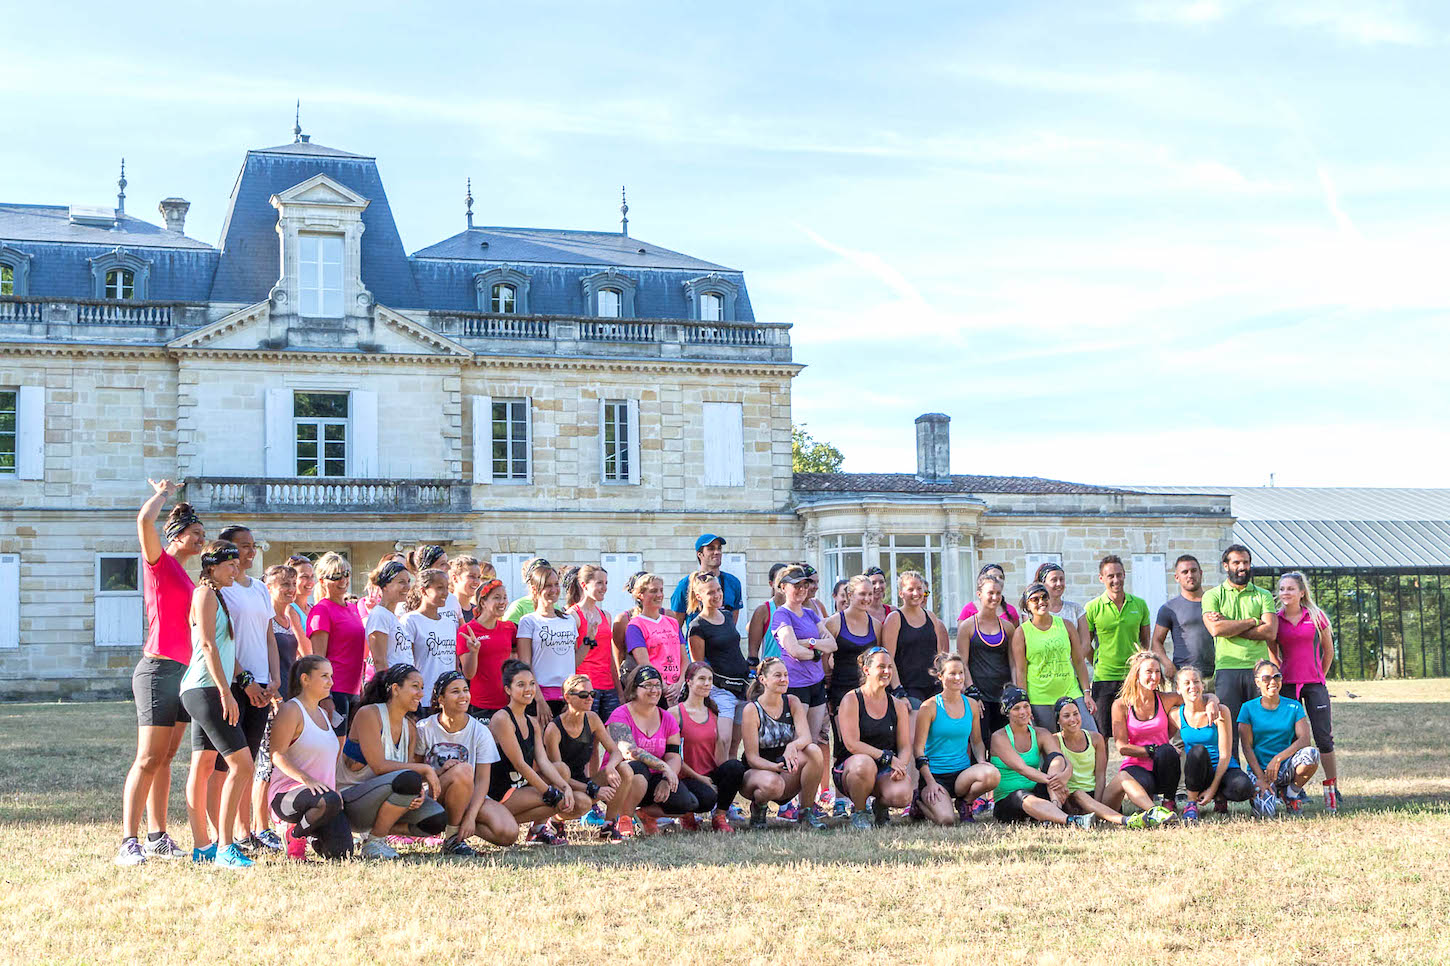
{"left": 271, "top": 786, "right": 354, "bottom": 858}
{"left": 1214, "top": 668, "right": 1258, "bottom": 761}
{"left": 1121, "top": 744, "right": 1182, "bottom": 799}
{"left": 705, "top": 758, "right": 746, "bottom": 813}
{"left": 1183, "top": 745, "right": 1255, "bottom": 801}
{"left": 993, "top": 752, "right": 1066, "bottom": 823}
{"left": 628, "top": 761, "right": 718, "bottom": 815}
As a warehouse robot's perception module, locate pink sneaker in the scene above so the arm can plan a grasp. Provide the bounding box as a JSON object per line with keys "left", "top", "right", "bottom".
{"left": 284, "top": 824, "right": 308, "bottom": 861}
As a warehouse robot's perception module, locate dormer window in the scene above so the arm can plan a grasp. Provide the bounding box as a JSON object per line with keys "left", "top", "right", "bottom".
{"left": 104, "top": 269, "right": 135, "bottom": 300}
{"left": 491, "top": 283, "right": 517, "bottom": 314}
{"left": 473, "top": 267, "right": 531, "bottom": 315}
{"left": 699, "top": 292, "right": 722, "bottom": 322}
{"left": 581, "top": 269, "right": 637, "bottom": 318}
{"left": 597, "top": 288, "right": 621, "bottom": 318}
{"left": 298, "top": 234, "right": 344, "bottom": 318}
{"left": 684, "top": 273, "right": 739, "bottom": 322}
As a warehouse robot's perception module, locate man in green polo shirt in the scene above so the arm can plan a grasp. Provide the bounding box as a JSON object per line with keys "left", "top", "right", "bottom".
{"left": 1084, "top": 554, "right": 1151, "bottom": 738}
{"left": 1202, "top": 543, "right": 1278, "bottom": 759}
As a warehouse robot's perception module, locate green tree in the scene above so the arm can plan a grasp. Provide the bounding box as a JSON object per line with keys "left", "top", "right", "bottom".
{"left": 792, "top": 423, "right": 844, "bottom": 473}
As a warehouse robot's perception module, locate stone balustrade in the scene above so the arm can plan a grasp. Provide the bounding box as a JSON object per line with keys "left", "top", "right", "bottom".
{"left": 185, "top": 477, "right": 472, "bottom": 514}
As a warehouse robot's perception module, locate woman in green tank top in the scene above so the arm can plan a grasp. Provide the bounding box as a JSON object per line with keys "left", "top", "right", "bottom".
{"left": 1052, "top": 696, "right": 1138, "bottom": 827}
{"left": 987, "top": 686, "right": 1085, "bottom": 827}
{"left": 1012, "top": 583, "right": 1096, "bottom": 731}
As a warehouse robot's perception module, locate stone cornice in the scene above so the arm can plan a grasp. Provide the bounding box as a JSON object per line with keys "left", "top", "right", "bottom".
{"left": 0, "top": 340, "right": 170, "bottom": 360}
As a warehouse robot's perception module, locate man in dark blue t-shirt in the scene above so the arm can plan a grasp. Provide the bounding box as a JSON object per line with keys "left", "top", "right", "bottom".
{"left": 668, "top": 533, "right": 743, "bottom": 631}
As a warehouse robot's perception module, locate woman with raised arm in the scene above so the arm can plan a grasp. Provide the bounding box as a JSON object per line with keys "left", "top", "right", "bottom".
{"left": 622, "top": 573, "right": 687, "bottom": 706}
{"left": 401, "top": 567, "right": 457, "bottom": 719}
{"left": 674, "top": 661, "right": 747, "bottom": 832}
{"left": 306, "top": 552, "right": 366, "bottom": 736}
{"left": 488, "top": 659, "right": 586, "bottom": 844}
{"left": 912, "top": 653, "right": 999, "bottom": 826}
{"left": 118, "top": 481, "right": 204, "bottom": 866}
{"left": 1052, "top": 696, "right": 1138, "bottom": 828}
{"left": 1274, "top": 571, "right": 1340, "bottom": 811}
{"left": 738, "top": 657, "right": 827, "bottom": 830}
{"left": 606, "top": 664, "right": 716, "bottom": 834}
{"left": 1012, "top": 581, "right": 1095, "bottom": 731}
{"left": 987, "top": 686, "right": 1083, "bottom": 827}
{"left": 1104, "top": 652, "right": 1183, "bottom": 826}
{"left": 337, "top": 663, "right": 448, "bottom": 860}
{"left": 364, "top": 559, "right": 412, "bottom": 677}
{"left": 457, "top": 578, "right": 515, "bottom": 720}
{"left": 178, "top": 540, "right": 256, "bottom": 867}
{"left": 1238, "top": 658, "right": 1321, "bottom": 818}
{"left": 958, "top": 573, "right": 1018, "bottom": 751}
{"left": 688, "top": 571, "right": 751, "bottom": 757}
{"left": 882, "top": 570, "right": 949, "bottom": 712}
{"left": 545, "top": 673, "right": 640, "bottom": 842}
{"left": 1175, "top": 667, "right": 1254, "bottom": 820}
{"left": 416, "top": 670, "right": 519, "bottom": 853}
{"left": 834, "top": 647, "right": 913, "bottom": 829}
{"left": 267, "top": 655, "right": 352, "bottom": 860}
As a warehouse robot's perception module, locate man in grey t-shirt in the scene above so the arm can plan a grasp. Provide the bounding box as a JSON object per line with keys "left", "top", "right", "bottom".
{"left": 1151, "top": 554, "right": 1216, "bottom": 683}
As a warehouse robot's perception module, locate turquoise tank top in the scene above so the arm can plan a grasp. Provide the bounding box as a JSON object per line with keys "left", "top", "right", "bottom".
{"left": 1178, "top": 705, "right": 1237, "bottom": 770}
{"left": 923, "top": 693, "right": 975, "bottom": 772}
{"left": 180, "top": 595, "right": 235, "bottom": 693}
{"left": 760, "top": 601, "right": 781, "bottom": 659}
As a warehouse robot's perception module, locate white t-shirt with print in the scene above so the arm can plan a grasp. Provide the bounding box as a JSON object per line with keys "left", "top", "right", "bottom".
{"left": 403, "top": 610, "right": 459, "bottom": 704}
{"left": 414, "top": 713, "right": 500, "bottom": 770}
{"left": 364, "top": 604, "right": 411, "bottom": 669}
{"left": 515, "top": 611, "right": 578, "bottom": 690}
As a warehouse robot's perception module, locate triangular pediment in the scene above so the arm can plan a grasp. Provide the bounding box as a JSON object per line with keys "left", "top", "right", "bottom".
{"left": 373, "top": 305, "right": 472, "bottom": 357}
{"left": 271, "top": 173, "right": 369, "bottom": 209}
{"left": 167, "top": 301, "right": 272, "bottom": 350}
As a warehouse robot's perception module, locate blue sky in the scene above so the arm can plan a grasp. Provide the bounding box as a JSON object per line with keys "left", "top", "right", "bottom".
{"left": 4, "top": 0, "right": 1448, "bottom": 487}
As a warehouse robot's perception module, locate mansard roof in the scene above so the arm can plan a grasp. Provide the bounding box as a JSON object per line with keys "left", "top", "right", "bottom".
{"left": 412, "top": 226, "right": 736, "bottom": 272}
{"left": 0, "top": 203, "right": 213, "bottom": 249}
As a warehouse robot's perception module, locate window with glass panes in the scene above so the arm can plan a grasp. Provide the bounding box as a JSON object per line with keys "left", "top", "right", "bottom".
{"left": 491, "top": 283, "right": 517, "bottom": 314}
{"left": 602, "top": 399, "right": 630, "bottom": 483}
{"left": 883, "top": 534, "right": 944, "bottom": 616}
{"left": 0, "top": 390, "right": 15, "bottom": 473}
{"left": 105, "top": 269, "right": 134, "bottom": 299}
{"left": 597, "top": 288, "right": 621, "bottom": 318}
{"left": 821, "top": 533, "right": 864, "bottom": 598}
{"left": 298, "top": 234, "right": 343, "bottom": 318}
{"left": 0, "top": 266, "right": 12, "bottom": 296}
{"left": 294, "top": 391, "right": 348, "bottom": 477}
{"left": 699, "top": 292, "right": 723, "bottom": 321}
{"left": 491, "top": 398, "right": 529, "bottom": 481}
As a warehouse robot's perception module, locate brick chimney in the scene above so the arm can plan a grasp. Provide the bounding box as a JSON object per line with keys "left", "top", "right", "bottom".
{"left": 915, "top": 413, "right": 951, "bottom": 482}
{"left": 158, "top": 197, "right": 190, "bottom": 234}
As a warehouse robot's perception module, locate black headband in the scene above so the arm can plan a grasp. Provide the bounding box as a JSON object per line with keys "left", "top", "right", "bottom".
{"left": 431, "top": 670, "right": 467, "bottom": 708}
{"left": 1001, "top": 685, "right": 1030, "bottom": 712}
{"left": 634, "top": 666, "right": 663, "bottom": 686}
{"left": 374, "top": 561, "right": 408, "bottom": 587}
{"left": 202, "top": 545, "right": 239, "bottom": 568}
{"left": 164, "top": 506, "right": 203, "bottom": 543}
{"left": 418, "top": 545, "right": 446, "bottom": 569}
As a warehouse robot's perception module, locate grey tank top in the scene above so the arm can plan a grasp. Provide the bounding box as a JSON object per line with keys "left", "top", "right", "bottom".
{"left": 753, "top": 698, "right": 796, "bottom": 755}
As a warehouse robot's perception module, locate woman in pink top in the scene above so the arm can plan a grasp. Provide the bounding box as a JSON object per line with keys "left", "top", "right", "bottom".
{"left": 268, "top": 655, "right": 353, "bottom": 859}
{"left": 117, "top": 480, "right": 205, "bottom": 867}
{"left": 1273, "top": 571, "right": 1340, "bottom": 809}
{"left": 307, "top": 552, "right": 367, "bottom": 736}
{"left": 957, "top": 563, "right": 1022, "bottom": 625}
{"left": 1105, "top": 652, "right": 1184, "bottom": 826}
{"left": 623, "top": 573, "right": 686, "bottom": 705}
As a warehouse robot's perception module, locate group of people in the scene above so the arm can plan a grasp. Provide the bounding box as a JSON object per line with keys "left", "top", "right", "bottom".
{"left": 117, "top": 478, "right": 1342, "bottom": 868}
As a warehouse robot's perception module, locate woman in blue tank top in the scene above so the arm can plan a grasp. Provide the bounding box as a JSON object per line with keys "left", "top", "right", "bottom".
{"left": 1175, "top": 667, "right": 1254, "bottom": 819}
{"left": 911, "top": 653, "right": 999, "bottom": 825}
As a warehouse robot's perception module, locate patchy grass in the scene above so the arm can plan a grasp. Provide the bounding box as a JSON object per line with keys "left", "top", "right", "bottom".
{"left": 2, "top": 680, "right": 1449, "bottom": 965}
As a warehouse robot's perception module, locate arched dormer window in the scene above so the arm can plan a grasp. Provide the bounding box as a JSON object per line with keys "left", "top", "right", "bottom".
{"left": 581, "top": 269, "right": 637, "bottom": 318}
{"left": 473, "top": 266, "right": 531, "bottom": 315}
{"left": 0, "top": 243, "right": 33, "bottom": 296}
{"left": 683, "top": 273, "right": 739, "bottom": 322}
{"left": 87, "top": 247, "right": 151, "bottom": 300}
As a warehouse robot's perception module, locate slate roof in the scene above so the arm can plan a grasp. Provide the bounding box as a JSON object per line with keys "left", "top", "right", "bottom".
{"left": 412, "top": 226, "right": 736, "bottom": 272}
{"left": 210, "top": 142, "right": 423, "bottom": 307}
{"left": 793, "top": 473, "right": 1139, "bottom": 496}
{"left": 0, "top": 203, "right": 213, "bottom": 249}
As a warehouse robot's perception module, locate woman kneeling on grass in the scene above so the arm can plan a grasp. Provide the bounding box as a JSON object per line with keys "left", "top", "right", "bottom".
{"left": 179, "top": 540, "right": 256, "bottom": 868}
{"left": 912, "top": 652, "right": 998, "bottom": 826}
{"left": 988, "top": 686, "right": 1086, "bottom": 827}
{"left": 267, "top": 655, "right": 352, "bottom": 860}
{"left": 545, "top": 673, "right": 639, "bottom": 842}
{"left": 417, "top": 671, "right": 520, "bottom": 854}
{"left": 337, "top": 664, "right": 448, "bottom": 860}
{"left": 1176, "top": 667, "right": 1254, "bottom": 820}
{"left": 606, "top": 664, "right": 715, "bottom": 834}
{"left": 1052, "top": 696, "right": 1140, "bottom": 829}
{"left": 674, "top": 662, "right": 747, "bottom": 833}
{"left": 834, "top": 647, "right": 914, "bottom": 829}
{"left": 1238, "top": 659, "right": 1320, "bottom": 818}
{"left": 739, "top": 657, "right": 827, "bottom": 830}
{"left": 489, "top": 659, "right": 587, "bottom": 845}
{"left": 1104, "top": 652, "right": 1183, "bottom": 827}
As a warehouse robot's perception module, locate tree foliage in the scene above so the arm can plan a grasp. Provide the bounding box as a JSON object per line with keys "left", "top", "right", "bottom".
{"left": 792, "top": 423, "right": 845, "bottom": 473}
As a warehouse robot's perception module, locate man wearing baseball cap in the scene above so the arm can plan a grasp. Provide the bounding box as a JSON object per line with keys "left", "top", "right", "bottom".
{"left": 669, "top": 533, "right": 744, "bottom": 630}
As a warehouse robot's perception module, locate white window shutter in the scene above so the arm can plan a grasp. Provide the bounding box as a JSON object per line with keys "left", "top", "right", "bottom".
{"left": 472, "top": 395, "right": 491, "bottom": 484}
{"left": 626, "top": 398, "right": 641, "bottom": 485}
{"left": 1131, "top": 553, "right": 1168, "bottom": 618}
{"left": 523, "top": 395, "right": 534, "bottom": 485}
{"left": 0, "top": 554, "right": 18, "bottom": 648}
{"left": 263, "top": 387, "right": 293, "bottom": 478}
{"left": 597, "top": 397, "right": 607, "bottom": 484}
{"left": 16, "top": 385, "right": 45, "bottom": 480}
{"left": 721, "top": 552, "right": 747, "bottom": 618}
{"left": 600, "top": 552, "right": 643, "bottom": 618}
{"left": 703, "top": 402, "right": 744, "bottom": 487}
{"left": 492, "top": 552, "right": 534, "bottom": 604}
{"left": 350, "top": 389, "right": 378, "bottom": 478}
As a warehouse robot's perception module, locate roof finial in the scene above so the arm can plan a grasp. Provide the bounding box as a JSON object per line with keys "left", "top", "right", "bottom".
{"left": 294, "top": 100, "right": 303, "bottom": 143}
{"left": 116, "top": 158, "right": 127, "bottom": 215}
{"left": 465, "top": 177, "right": 474, "bottom": 230}
{"left": 620, "top": 185, "right": 629, "bottom": 236}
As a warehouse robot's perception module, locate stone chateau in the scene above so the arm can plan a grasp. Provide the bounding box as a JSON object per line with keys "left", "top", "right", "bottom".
{"left": 0, "top": 126, "right": 1232, "bottom": 698}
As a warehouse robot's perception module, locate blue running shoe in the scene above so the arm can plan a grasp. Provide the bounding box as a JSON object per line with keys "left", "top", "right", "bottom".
{"left": 214, "top": 843, "right": 254, "bottom": 868}
{"left": 580, "top": 806, "right": 607, "bottom": 829}
{"left": 192, "top": 842, "right": 217, "bottom": 864}
{"left": 776, "top": 801, "right": 801, "bottom": 822}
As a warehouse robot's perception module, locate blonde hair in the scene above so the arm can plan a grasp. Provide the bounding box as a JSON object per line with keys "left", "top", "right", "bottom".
{"left": 405, "top": 568, "right": 448, "bottom": 612}
{"left": 845, "top": 574, "right": 872, "bottom": 601}
{"left": 562, "top": 673, "right": 592, "bottom": 694}
{"left": 898, "top": 570, "right": 927, "bottom": 591}
{"left": 1278, "top": 571, "right": 1325, "bottom": 625}
{"left": 631, "top": 572, "right": 664, "bottom": 603}
{"left": 685, "top": 570, "right": 719, "bottom": 616}
{"left": 314, "top": 552, "right": 350, "bottom": 583}
{"left": 976, "top": 573, "right": 1004, "bottom": 596}
{"left": 1118, "top": 651, "right": 1167, "bottom": 710}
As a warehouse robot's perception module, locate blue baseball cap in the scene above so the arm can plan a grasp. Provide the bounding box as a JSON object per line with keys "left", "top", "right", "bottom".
{"left": 694, "top": 533, "right": 726, "bottom": 553}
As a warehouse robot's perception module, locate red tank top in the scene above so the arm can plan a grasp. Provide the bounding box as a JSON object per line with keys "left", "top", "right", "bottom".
{"left": 679, "top": 704, "right": 718, "bottom": 775}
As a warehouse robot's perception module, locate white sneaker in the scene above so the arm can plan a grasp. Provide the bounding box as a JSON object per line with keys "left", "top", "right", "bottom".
{"left": 115, "top": 837, "right": 146, "bottom": 866}
{"left": 1067, "top": 814, "right": 1095, "bottom": 830}
{"left": 359, "top": 837, "right": 400, "bottom": 861}
{"left": 141, "top": 832, "right": 187, "bottom": 859}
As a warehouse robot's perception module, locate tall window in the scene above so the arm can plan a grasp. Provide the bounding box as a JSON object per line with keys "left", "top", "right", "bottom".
{"left": 299, "top": 234, "right": 343, "bottom": 318}
{"left": 822, "top": 534, "right": 864, "bottom": 598}
{"left": 602, "top": 399, "right": 630, "bottom": 483}
{"left": 699, "top": 292, "right": 723, "bottom": 322}
{"left": 294, "top": 391, "right": 348, "bottom": 477}
{"left": 491, "top": 398, "right": 530, "bottom": 482}
{"left": 491, "top": 283, "right": 517, "bottom": 314}
{"left": 597, "top": 288, "right": 621, "bottom": 318}
{"left": 104, "top": 269, "right": 134, "bottom": 299}
{"left": 883, "top": 533, "right": 943, "bottom": 615}
{"left": 0, "top": 266, "right": 12, "bottom": 296}
{"left": 0, "top": 390, "right": 15, "bottom": 473}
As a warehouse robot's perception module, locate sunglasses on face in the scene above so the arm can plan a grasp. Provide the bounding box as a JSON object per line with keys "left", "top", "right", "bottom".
{"left": 323, "top": 572, "right": 351, "bottom": 581}
{"left": 567, "top": 689, "right": 595, "bottom": 699}
{"left": 1258, "top": 673, "right": 1283, "bottom": 683}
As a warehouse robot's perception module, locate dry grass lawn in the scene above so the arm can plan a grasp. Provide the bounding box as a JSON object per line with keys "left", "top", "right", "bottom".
{"left": 2, "top": 678, "right": 1448, "bottom": 965}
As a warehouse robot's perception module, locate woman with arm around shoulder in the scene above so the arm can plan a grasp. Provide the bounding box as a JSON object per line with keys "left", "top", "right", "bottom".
{"left": 1238, "top": 658, "right": 1320, "bottom": 818}
{"left": 912, "top": 652, "right": 998, "bottom": 826}
{"left": 1175, "top": 667, "right": 1254, "bottom": 819}
{"left": 738, "top": 657, "right": 827, "bottom": 829}
{"left": 1274, "top": 571, "right": 1340, "bottom": 810}
{"left": 986, "top": 686, "right": 1079, "bottom": 826}
{"left": 1104, "top": 652, "right": 1185, "bottom": 825}
{"left": 416, "top": 670, "right": 520, "bottom": 853}
{"left": 488, "top": 660, "right": 586, "bottom": 845}
{"left": 267, "top": 655, "right": 353, "bottom": 859}
{"left": 1052, "top": 696, "right": 1137, "bottom": 828}
{"left": 834, "top": 647, "right": 914, "bottom": 829}
{"left": 118, "top": 481, "right": 205, "bottom": 866}
{"left": 622, "top": 573, "right": 688, "bottom": 706}
{"left": 673, "top": 662, "right": 747, "bottom": 833}
{"left": 306, "top": 552, "right": 367, "bottom": 736}
{"left": 545, "top": 673, "right": 641, "bottom": 842}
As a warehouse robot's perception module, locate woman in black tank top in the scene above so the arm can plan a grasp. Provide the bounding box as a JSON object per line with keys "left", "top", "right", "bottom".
{"left": 834, "top": 647, "right": 914, "bottom": 826}
{"left": 544, "top": 673, "right": 643, "bottom": 841}
{"left": 883, "top": 572, "right": 948, "bottom": 706}
{"left": 823, "top": 577, "right": 880, "bottom": 707}
{"left": 488, "top": 660, "right": 591, "bottom": 839}
{"left": 957, "top": 575, "right": 1019, "bottom": 753}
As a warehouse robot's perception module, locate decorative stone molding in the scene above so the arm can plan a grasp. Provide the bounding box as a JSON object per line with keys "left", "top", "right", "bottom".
{"left": 580, "top": 268, "right": 637, "bottom": 318}
{"left": 0, "top": 243, "right": 33, "bottom": 295}
{"left": 268, "top": 174, "right": 373, "bottom": 327}
{"left": 473, "top": 266, "right": 531, "bottom": 314}
{"left": 87, "top": 247, "right": 151, "bottom": 299}
{"left": 682, "top": 272, "right": 739, "bottom": 321}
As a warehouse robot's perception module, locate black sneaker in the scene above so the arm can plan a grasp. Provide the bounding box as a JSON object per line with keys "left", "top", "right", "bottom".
{"left": 872, "top": 800, "right": 891, "bottom": 827}
{"left": 441, "top": 837, "right": 479, "bottom": 857}
{"left": 749, "top": 803, "right": 768, "bottom": 830}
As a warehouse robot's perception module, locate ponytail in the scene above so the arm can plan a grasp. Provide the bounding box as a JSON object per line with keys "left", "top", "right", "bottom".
{"left": 288, "top": 654, "right": 330, "bottom": 700}
{"left": 745, "top": 656, "right": 785, "bottom": 702}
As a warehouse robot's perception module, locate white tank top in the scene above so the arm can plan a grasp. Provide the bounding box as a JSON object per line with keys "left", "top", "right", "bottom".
{"left": 336, "top": 706, "right": 413, "bottom": 789}
{"left": 268, "top": 698, "right": 338, "bottom": 797}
